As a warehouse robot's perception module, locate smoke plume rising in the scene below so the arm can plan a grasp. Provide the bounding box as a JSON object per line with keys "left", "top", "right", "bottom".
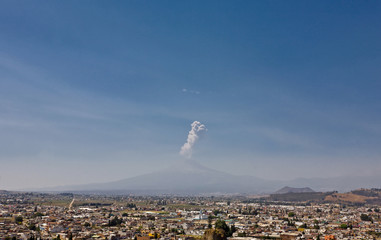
{"left": 180, "top": 121, "right": 207, "bottom": 158}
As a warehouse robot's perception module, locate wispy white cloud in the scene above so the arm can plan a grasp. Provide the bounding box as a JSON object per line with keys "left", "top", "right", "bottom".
{"left": 181, "top": 88, "right": 200, "bottom": 95}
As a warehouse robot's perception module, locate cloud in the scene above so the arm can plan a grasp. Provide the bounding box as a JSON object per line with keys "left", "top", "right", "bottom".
{"left": 180, "top": 121, "right": 207, "bottom": 158}
{"left": 181, "top": 88, "right": 200, "bottom": 95}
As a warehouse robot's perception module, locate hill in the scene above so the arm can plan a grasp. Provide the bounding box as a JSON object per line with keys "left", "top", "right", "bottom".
{"left": 275, "top": 186, "right": 315, "bottom": 194}
{"left": 267, "top": 188, "right": 381, "bottom": 205}
{"left": 324, "top": 188, "right": 381, "bottom": 204}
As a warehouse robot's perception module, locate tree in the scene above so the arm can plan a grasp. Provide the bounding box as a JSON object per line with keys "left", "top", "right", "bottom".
{"left": 230, "top": 225, "right": 237, "bottom": 235}
{"left": 109, "top": 216, "right": 123, "bottom": 226}
{"left": 214, "top": 209, "right": 223, "bottom": 216}
{"left": 127, "top": 203, "right": 136, "bottom": 208}
{"left": 202, "top": 229, "right": 226, "bottom": 240}
{"left": 215, "top": 219, "right": 230, "bottom": 234}
{"left": 215, "top": 219, "right": 235, "bottom": 237}
{"left": 15, "top": 216, "right": 23, "bottom": 224}
{"left": 33, "top": 212, "right": 44, "bottom": 218}
{"left": 208, "top": 215, "right": 213, "bottom": 229}
{"left": 28, "top": 223, "right": 37, "bottom": 231}
{"left": 361, "top": 214, "right": 372, "bottom": 222}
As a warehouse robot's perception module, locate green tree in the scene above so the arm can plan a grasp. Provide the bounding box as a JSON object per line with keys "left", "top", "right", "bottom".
{"left": 208, "top": 215, "right": 213, "bottom": 229}
{"left": 213, "top": 210, "right": 223, "bottom": 215}
{"left": 15, "top": 216, "right": 23, "bottom": 224}
{"left": 300, "top": 223, "right": 307, "bottom": 229}
{"left": 215, "top": 220, "right": 235, "bottom": 237}
{"left": 28, "top": 223, "right": 37, "bottom": 231}
{"left": 109, "top": 216, "right": 123, "bottom": 226}
{"left": 361, "top": 214, "right": 372, "bottom": 221}
{"left": 215, "top": 219, "right": 229, "bottom": 233}
{"left": 33, "top": 212, "right": 44, "bottom": 218}
{"left": 202, "top": 229, "right": 226, "bottom": 240}
{"left": 230, "top": 225, "right": 237, "bottom": 236}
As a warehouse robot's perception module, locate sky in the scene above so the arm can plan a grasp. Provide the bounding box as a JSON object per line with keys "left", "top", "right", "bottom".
{"left": 1, "top": 1, "right": 381, "bottom": 189}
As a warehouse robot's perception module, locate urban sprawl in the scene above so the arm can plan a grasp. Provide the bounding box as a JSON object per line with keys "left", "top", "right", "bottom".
{"left": 1, "top": 190, "right": 381, "bottom": 240}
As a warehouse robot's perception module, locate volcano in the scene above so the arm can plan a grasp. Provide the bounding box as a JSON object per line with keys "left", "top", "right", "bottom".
{"left": 41, "top": 160, "right": 278, "bottom": 194}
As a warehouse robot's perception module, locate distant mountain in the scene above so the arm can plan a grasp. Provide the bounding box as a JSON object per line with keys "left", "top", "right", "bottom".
{"left": 285, "top": 175, "right": 381, "bottom": 193}
{"left": 268, "top": 188, "right": 381, "bottom": 205}
{"left": 37, "top": 160, "right": 280, "bottom": 194}
{"left": 275, "top": 186, "right": 315, "bottom": 194}
{"left": 28, "top": 160, "right": 381, "bottom": 194}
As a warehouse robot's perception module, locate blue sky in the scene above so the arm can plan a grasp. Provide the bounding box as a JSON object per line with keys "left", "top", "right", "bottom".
{"left": 1, "top": 1, "right": 381, "bottom": 189}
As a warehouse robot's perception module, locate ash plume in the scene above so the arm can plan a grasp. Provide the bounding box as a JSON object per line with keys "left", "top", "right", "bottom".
{"left": 180, "top": 121, "right": 207, "bottom": 158}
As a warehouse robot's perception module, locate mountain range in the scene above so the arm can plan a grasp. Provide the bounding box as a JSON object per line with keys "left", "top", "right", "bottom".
{"left": 31, "top": 160, "right": 381, "bottom": 194}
